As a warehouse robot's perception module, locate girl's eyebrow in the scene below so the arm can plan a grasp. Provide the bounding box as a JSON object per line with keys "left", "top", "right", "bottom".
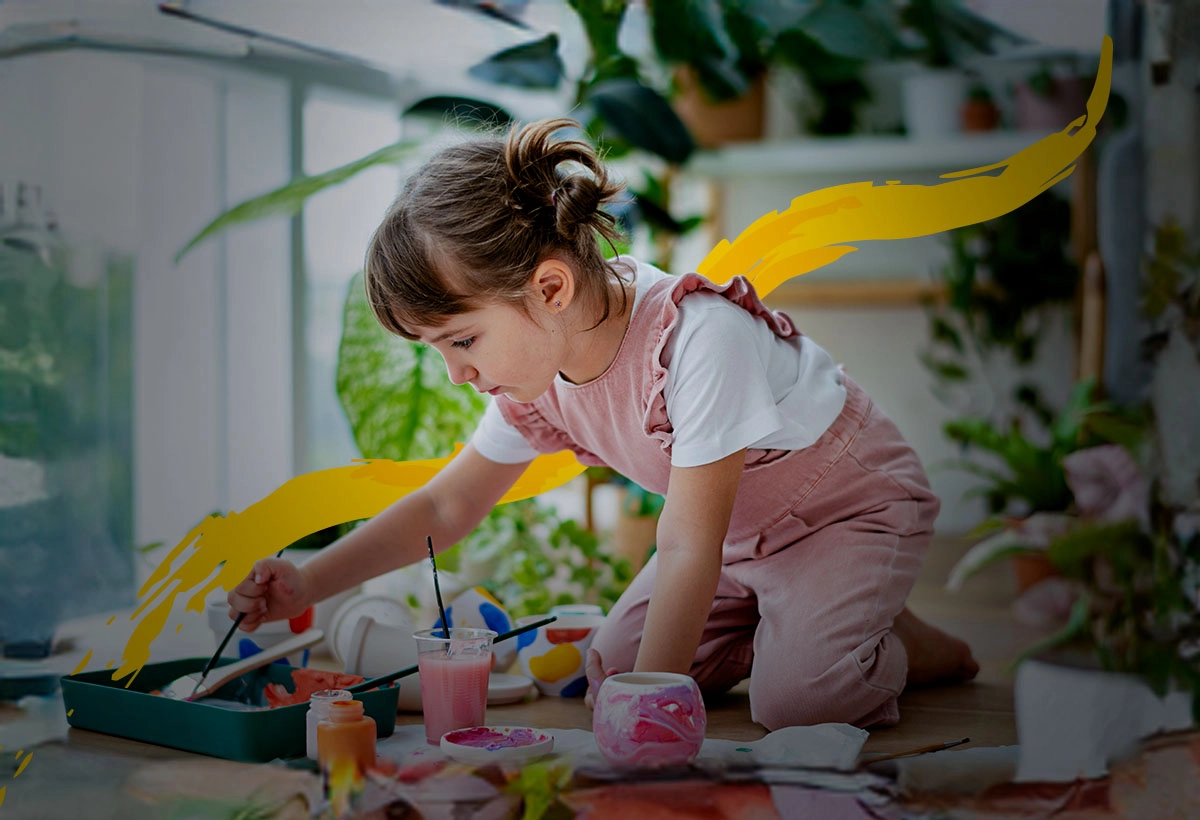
{"left": 428, "top": 326, "right": 471, "bottom": 344}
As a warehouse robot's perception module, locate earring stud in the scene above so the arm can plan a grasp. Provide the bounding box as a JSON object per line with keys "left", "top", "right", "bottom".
{"left": 555, "top": 300, "right": 562, "bottom": 308}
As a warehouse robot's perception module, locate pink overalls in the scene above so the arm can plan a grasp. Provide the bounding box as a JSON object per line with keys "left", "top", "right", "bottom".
{"left": 497, "top": 272, "right": 940, "bottom": 729}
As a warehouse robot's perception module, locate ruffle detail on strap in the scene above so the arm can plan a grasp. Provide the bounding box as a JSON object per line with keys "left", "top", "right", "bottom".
{"left": 495, "top": 395, "right": 606, "bottom": 466}
{"left": 642, "top": 273, "right": 800, "bottom": 451}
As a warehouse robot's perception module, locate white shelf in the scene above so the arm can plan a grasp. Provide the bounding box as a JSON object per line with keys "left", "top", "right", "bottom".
{"left": 688, "top": 130, "right": 1057, "bottom": 178}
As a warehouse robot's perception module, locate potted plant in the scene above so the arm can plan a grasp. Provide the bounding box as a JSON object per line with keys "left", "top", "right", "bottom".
{"left": 1013, "top": 58, "right": 1090, "bottom": 131}
{"left": 961, "top": 78, "right": 1001, "bottom": 132}
{"left": 946, "top": 219, "right": 1200, "bottom": 782}
{"left": 895, "top": 0, "right": 1029, "bottom": 138}
{"left": 948, "top": 441, "right": 1198, "bottom": 781}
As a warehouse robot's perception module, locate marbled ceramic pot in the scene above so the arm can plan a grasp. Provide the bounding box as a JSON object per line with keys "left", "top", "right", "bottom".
{"left": 592, "top": 672, "right": 706, "bottom": 769}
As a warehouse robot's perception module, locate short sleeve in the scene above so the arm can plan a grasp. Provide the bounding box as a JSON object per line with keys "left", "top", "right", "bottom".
{"left": 662, "top": 294, "right": 785, "bottom": 468}
{"left": 470, "top": 400, "right": 540, "bottom": 464}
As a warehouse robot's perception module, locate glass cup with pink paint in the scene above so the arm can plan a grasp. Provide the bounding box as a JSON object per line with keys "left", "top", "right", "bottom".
{"left": 413, "top": 627, "right": 497, "bottom": 745}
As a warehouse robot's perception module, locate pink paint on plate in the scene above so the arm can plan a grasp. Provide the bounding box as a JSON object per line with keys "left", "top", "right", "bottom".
{"left": 440, "top": 726, "right": 554, "bottom": 766}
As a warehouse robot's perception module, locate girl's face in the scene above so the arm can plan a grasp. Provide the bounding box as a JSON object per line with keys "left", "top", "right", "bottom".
{"left": 415, "top": 297, "right": 563, "bottom": 404}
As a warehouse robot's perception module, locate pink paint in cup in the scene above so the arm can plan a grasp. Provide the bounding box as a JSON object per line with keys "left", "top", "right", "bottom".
{"left": 414, "top": 627, "right": 497, "bottom": 745}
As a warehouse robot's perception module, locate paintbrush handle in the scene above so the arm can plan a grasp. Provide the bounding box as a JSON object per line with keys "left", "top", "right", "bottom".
{"left": 346, "top": 614, "right": 558, "bottom": 693}
{"left": 199, "top": 548, "right": 287, "bottom": 679}
{"left": 203, "top": 611, "right": 247, "bottom": 678}
{"left": 861, "top": 737, "right": 970, "bottom": 764}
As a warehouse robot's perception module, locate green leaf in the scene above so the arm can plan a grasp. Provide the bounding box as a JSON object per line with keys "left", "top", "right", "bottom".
{"left": 1008, "top": 591, "right": 1092, "bottom": 672}
{"left": 175, "top": 139, "right": 417, "bottom": 263}
{"left": 468, "top": 33, "right": 564, "bottom": 89}
{"left": 405, "top": 96, "right": 514, "bottom": 128}
{"left": 650, "top": 0, "right": 747, "bottom": 102}
{"left": 796, "top": 1, "right": 896, "bottom": 61}
{"left": 947, "top": 530, "right": 1042, "bottom": 591}
{"left": 586, "top": 79, "right": 695, "bottom": 165}
{"left": 568, "top": 0, "right": 636, "bottom": 84}
{"left": 335, "top": 273, "right": 486, "bottom": 461}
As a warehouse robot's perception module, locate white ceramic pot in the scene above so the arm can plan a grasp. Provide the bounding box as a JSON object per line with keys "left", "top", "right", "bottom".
{"left": 1014, "top": 657, "right": 1195, "bottom": 782}
{"left": 902, "top": 68, "right": 967, "bottom": 140}
{"left": 593, "top": 672, "right": 707, "bottom": 769}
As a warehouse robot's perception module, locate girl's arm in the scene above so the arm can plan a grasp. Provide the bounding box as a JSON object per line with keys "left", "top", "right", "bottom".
{"left": 633, "top": 447, "right": 747, "bottom": 674}
{"left": 230, "top": 443, "right": 531, "bottom": 626}
{"left": 301, "top": 442, "right": 531, "bottom": 602}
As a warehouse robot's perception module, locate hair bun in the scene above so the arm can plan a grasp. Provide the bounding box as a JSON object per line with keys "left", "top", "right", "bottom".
{"left": 502, "top": 117, "right": 622, "bottom": 246}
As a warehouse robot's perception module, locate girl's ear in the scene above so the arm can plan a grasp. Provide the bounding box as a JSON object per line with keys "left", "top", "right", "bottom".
{"left": 529, "top": 257, "right": 575, "bottom": 313}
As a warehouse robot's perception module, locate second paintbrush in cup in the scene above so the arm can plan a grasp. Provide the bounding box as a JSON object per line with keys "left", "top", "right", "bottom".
{"left": 414, "top": 626, "right": 497, "bottom": 745}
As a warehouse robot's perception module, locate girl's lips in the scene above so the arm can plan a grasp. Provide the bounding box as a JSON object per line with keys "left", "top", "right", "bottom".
{"left": 485, "top": 386, "right": 504, "bottom": 396}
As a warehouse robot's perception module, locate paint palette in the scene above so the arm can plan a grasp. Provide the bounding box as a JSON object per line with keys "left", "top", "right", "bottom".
{"left": 60, "top": 658, "right": 397, "bottom": 762}
{"left": 440, "top": 726, "right": 555, "bottom": 766}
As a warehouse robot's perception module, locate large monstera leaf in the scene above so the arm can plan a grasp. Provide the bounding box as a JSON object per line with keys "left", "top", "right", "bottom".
{"left": 335, "top": 271, "right": 486, "bottom": 461}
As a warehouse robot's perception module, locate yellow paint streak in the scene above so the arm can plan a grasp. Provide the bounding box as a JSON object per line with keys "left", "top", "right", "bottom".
{"left": 0, "top": 785, "right": 5, "bottom": 808}
{"left": 13, "top": 753, "right": 31, "bottom": 779}
{"left": 698, "top": 39, "right": 1111, "bottom": 299}
{"left": 67, "top": 709, "right": 74, "bottom": 717}
{"left": 109, "top": 38, "right": 1111, "bottom": 685}
{"left": 106, "top": 616, "right": 116, "bottom": 626}
{"left": 71, "top": 651, "right": 92, "bottom": 676}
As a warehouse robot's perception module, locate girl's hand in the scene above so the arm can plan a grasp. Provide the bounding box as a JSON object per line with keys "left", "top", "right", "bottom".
{"left": 584, "top": 648, "right": 620, "bottom": 710}
{"left": 226, "top": 558, "right": 312, "bottom": 631}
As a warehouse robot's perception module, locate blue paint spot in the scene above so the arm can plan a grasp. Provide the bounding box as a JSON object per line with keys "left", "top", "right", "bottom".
{"left": 237, "top": 638, "right": 262, "bottom": 660}
{"left": 434, "top": 606, "right": 454, "bottom": 632}
{"left": 516, "top": 630, "right": 536, "bottom": 650}
{"left": 559, "top": 676, "right": 589, "bottom": 698}
{"left": 479, "top": 602, "right": 511, "bottom": 634}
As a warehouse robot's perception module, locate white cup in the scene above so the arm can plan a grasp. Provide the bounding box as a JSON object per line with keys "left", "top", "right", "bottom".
{"left": 341, "top": 616, "right": 423, "bottom": 711}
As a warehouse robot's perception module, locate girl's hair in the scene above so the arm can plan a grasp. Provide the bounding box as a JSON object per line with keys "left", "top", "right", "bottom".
{"left": 365, "top": 117, "right": 630, "bottom": 339}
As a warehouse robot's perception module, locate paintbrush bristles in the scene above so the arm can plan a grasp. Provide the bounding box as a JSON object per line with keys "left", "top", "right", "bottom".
{"left": 427, "top": 535, "right": 449, "bottom": 640}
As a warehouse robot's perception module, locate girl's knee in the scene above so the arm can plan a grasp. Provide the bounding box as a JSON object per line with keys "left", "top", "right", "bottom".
{"left": 587, "top": 620, "right": 639, "bottom": 673}
{"left": 750, "top": 680, "right": 899, "bottom": 731}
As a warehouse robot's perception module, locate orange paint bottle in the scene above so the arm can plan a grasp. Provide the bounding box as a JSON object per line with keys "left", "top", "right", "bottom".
{"left": 316, "top": 699, "right": 376, "bottom": 773}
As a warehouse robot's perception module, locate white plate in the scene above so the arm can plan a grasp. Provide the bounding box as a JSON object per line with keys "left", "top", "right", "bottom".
{"left": 440, "top": 726, "right": 554, "bottom": 766}
{"left": 488, "top": 673, "right": 534, "bottom": 705}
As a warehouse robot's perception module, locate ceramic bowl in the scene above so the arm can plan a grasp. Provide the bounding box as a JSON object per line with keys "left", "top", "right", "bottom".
{"left": 592, "top": 672, "right": 706, "bottom": 769}
{"left": 515, "top": 612, "right": 604, "bottom": 697}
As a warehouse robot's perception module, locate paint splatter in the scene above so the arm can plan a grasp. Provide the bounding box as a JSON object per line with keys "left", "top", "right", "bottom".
{"left": 104, "top": 37, "right": 1114, "bottom": 686}
{"left": 106, "top": 615, "right": 116, "bottom": 626}
{"left": 71, "top": 651, "right": 92, "bottom": 676}
{"left": 13, "top": 752, "right": 31, "bottom": 779}
{"left": 67, "top": 709, "right": 74, "bottom": 717}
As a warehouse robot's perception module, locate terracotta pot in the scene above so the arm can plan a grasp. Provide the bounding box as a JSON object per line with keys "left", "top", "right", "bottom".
{"left": 613, "top": 502, "right": 658, "bottom": 571}
{"left": 1012, "top": 553, "right": 1060, "bottom": 593}
{"left": 961, "top": 99, "right": 1001, "bottom": 132}
{"left": 673, "top": 66, "right": 765, "bottom": 149}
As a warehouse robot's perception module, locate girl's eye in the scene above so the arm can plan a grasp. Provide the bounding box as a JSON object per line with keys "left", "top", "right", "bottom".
{"left": 451, "top": 337, "right": 474, "bottom": 350}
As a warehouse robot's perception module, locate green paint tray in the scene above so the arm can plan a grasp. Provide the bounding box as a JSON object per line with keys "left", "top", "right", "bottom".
{"left": 60, "top": 658, "right": 398, "bottom": 763}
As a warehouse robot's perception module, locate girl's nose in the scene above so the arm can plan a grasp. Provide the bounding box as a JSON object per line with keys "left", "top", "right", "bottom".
{"left": 445, "top": 359, "right": 476, "bottom": 387}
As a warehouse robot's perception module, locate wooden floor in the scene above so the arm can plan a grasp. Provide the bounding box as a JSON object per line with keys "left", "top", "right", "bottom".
{"left": 397, "top": 535, "right": 1049, "bottom": 756}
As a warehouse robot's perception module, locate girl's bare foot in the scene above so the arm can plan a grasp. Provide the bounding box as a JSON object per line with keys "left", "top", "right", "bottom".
{"left": 893, "top": 607, "right": 980, "bottom": 686}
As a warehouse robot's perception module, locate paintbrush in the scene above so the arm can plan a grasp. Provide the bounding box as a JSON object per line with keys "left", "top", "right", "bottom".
{"left": 427, "top": 535, "right": 450, "bottom": 641}
{"left": 344, "top": 615, "right": 557, "bottom": 693}
{"left": 190, "top": 547, "right": 286, "bottom": 699}
{"left": 860, "top": 737, "right": 970, "bottom": 764}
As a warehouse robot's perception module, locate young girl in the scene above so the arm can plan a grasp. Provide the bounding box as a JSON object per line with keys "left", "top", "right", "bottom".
{"left": 228, "top": 117, "right": 978, "bottom": 730}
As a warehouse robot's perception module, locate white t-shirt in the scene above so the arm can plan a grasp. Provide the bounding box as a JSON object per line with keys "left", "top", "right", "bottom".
{"left": 471, "top": 260, "right": 847, "bottom": 468}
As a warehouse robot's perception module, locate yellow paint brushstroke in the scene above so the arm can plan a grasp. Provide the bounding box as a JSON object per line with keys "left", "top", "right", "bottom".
{"left": 175, "top": 624, "right": 183, "bottom": 633}
{"left": 71, "top": 651, "right": 92, "bottom": 677}
{"left": 67, "top": 709, "right": 74, "bottom": 717}
{"left": 13, "top": 753, "right": 30, "bottom": 779}
{"left": 13, "top": 751, "right": 20, "bottom": 759}
{"left": 106, "top": 615, "right": 116, "bottom": 626}
{"left": 0, "top": 785, "right": 5, "bottom": 808}
{"left": 110, "top": 38, "right": 1111, "bottom": 685}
